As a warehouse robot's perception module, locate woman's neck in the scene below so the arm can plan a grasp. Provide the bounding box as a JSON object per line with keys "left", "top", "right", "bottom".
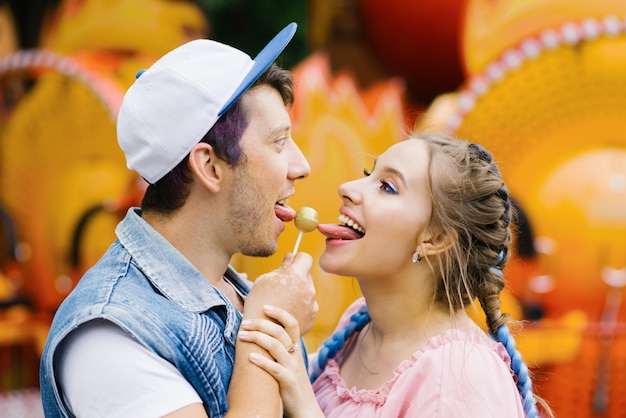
{"left": 338, "top": 278, "right": 479, "bottom": 390}
{"left": 357, "top": 273, "right": 480, "bottom": 342}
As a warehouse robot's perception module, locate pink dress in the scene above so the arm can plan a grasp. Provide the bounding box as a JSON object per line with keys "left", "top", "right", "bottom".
{"left": 310, "top": 298, "right": 525, "bottom": 417}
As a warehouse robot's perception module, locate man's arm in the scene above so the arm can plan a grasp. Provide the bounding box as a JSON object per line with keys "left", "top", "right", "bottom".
{"left": 164, "top": 403, "right": 209, "bottom": 417}
{"left": 57, "top": 319, "right": 207, "bottom": 417}
{"left": 226, "top": 252, "right": 318, "bottom": 417}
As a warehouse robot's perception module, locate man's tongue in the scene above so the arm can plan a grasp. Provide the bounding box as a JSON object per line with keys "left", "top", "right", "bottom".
{"left": 275, "top": 203, "right": 296, "bottom": 222}
{"left": 318, "top": 223, "right": 362, "bottom": 240}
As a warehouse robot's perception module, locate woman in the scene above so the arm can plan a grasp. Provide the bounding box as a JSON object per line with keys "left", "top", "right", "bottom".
{"left": 238, "top": 133, "right": 551, "bottom": 417}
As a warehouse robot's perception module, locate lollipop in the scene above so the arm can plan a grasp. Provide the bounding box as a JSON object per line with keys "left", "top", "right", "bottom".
{"left": 292, "top": 206, "right": 319, "bottom": 253}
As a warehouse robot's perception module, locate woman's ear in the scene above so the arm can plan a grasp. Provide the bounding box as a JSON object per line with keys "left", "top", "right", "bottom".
{"left": 419, "top": 229, "right": 456, "bottom": 257}
{"left": 188, "top": 142, "right": 223, "bottom": 192}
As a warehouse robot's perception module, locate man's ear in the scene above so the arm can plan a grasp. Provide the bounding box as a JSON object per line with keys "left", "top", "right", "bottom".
{"left": 188, "top": 142, "right": 223, "bottom": 192}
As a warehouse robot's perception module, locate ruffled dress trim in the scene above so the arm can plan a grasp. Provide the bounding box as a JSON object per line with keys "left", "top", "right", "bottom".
{"left": 318, "top": 326, "right": 514, "bottom": 406}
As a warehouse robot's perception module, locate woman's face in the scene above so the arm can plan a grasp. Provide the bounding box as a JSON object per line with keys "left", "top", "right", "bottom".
{"left": 319, "top": 139, "right": 434, "bottom": 279}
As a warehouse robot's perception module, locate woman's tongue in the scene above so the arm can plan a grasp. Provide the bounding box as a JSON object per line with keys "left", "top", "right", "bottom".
{"left": 274, "top": 203, "right": 296, "bottom": 222}
{"left": 318, "top": 223, "right": 362, "bottom": 240}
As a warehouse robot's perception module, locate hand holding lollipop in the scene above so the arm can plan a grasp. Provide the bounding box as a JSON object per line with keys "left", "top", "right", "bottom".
{"left": 292, "top": 207, "right": 319, "bottom": 253}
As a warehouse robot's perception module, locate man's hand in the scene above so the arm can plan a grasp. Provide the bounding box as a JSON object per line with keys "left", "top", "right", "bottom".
{"left": 244, "top": 252, "right": 318, "bottom": 335}
{"left": 228, "top": 253, "right": 317, "bottom": 417}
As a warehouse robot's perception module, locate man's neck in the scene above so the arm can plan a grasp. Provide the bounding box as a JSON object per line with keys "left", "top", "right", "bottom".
{"left": 141, "top": 208, "right": 231, "bottom": 287}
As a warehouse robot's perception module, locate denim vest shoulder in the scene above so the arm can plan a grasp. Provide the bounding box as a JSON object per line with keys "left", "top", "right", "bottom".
{"left": 40, "top": 208, "right": 251, "bottom": 418}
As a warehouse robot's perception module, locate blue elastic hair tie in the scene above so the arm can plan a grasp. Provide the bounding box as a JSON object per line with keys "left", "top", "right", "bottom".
{"left": 489, "top": 250, "right": 505, "bottom": 278}
{"left": 309, "top": 305, "right": 370, "bottom": 383}
{"left": 493, "top": 324, "right": 539, "bottom": 418}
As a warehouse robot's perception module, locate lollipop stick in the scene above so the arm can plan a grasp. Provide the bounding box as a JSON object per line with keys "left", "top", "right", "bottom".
{"left": 293, "top": 230, "right": 304, "bottom": 254}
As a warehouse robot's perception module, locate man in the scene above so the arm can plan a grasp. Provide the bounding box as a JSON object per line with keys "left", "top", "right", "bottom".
{"left": 40, "top": 22, "right": 317, "bottom": 417}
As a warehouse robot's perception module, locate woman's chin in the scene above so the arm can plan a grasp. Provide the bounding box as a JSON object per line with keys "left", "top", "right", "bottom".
{"left": 319, "top": 253, "right": 346, "bottom": 276}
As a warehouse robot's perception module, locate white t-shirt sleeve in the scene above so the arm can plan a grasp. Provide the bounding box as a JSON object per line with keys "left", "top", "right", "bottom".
{"left": 56, "top": 319, "right": 203, "bottom": 418}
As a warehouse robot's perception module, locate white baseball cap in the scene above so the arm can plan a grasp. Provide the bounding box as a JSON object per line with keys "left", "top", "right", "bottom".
{"left": 117, "top": 22, "right": 298, "bottom": 184}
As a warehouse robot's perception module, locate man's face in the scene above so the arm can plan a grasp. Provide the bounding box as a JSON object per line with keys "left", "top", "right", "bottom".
{"left": 226, "top": 85, "right": 310, "bottom": 256}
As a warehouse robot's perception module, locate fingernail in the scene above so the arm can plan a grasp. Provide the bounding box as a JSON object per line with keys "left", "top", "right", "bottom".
{"left": 263, "top": 305, "right": 274, "bottom": 312}
{"left": 241, "top": 319, "right": 252, "bottom": 327}
{"left": 238, "top": 330, "right": 249, "bottom": 338}
{"left": 249, "top": 353, "right": 261, "bottom": 362}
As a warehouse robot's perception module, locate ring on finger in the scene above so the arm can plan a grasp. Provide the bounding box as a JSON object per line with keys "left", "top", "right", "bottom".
{"left": 286, "top": 342, "right": 300, "bottom": 354}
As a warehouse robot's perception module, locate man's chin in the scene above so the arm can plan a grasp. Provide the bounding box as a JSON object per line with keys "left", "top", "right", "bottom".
{"left": 242, "top": 245, "right": 277, "bottom": 258}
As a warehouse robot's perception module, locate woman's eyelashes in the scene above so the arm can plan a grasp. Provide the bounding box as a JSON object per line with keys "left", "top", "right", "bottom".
{"left": 379, "top": 180, "right": 398, "bottom": 194}
{"left": 363, "top": 168, "right": 399, "bottom": 195}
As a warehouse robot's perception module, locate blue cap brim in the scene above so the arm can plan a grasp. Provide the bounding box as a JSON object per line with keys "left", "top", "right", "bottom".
{"left": 218, "top": 22, "right": 297, "bottom": 116}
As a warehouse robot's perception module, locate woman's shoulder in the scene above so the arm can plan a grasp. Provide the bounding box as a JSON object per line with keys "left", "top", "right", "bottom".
{"left": 375, "top": 328, "right": 515, "bottom": 399}
{"left": 406, "top": 328, "right": 513, "bottom": 373}
{"left": 391, "top": 329, "right": 524, "bottom": 416}
{"left": 394, "top": 328, "right": 519, "bottom": 402}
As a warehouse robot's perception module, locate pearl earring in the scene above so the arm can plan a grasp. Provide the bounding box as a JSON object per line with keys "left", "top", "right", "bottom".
{"left": 412, "top": 251, "right": 422, "bottom": 263}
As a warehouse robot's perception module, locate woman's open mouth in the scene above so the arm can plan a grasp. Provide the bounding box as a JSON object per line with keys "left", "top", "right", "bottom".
{"left": 318, "top": 214, "right": 365, "bottom": 240}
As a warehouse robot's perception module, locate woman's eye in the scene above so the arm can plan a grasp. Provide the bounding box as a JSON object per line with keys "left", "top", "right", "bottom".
{"left": 379, "top": 180, "right": 398, "bottom": 194}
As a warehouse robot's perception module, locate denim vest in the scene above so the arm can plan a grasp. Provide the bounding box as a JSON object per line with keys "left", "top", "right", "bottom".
{"left": 40, "top": 208, "right": 251, "bottom": 417}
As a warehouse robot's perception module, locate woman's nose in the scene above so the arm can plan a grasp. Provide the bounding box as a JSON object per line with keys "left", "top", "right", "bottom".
{"left": 338, "top": 179, "right": 361, "bottom": 204}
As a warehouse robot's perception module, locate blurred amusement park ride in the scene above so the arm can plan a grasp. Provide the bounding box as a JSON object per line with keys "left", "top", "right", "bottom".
{"left": 1, "top": 0, "right": 626, "bottom": 416}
